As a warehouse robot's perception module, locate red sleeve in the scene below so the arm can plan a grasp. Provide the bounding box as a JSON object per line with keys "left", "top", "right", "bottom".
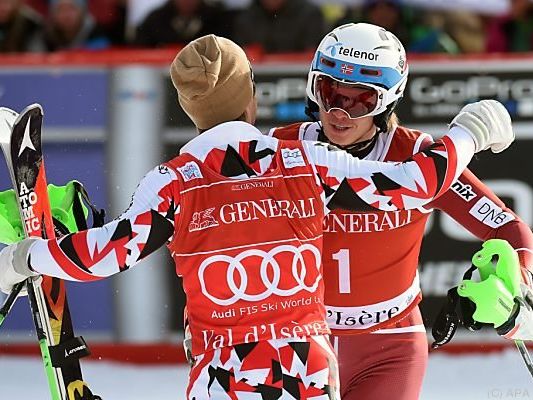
{"left": 28, "top": 166, "right": 179, "bottom": 281}
{"left": 301, "top": 128, "right": 473, "bottom": 212}
{"left": 429, "top": 169, "right": 533, "bottom": 275}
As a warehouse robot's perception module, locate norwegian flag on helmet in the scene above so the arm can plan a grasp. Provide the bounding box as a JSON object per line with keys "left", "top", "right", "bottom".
{"left": 340, "top": 64, "right": 354, "bottom": 75}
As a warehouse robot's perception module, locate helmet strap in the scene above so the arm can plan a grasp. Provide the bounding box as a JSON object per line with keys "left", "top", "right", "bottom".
{"left": 374, "top": 100, "right": 399, "bottom": 134}
{"left": 305, "top": 97, "right": 320, "bottom": 123}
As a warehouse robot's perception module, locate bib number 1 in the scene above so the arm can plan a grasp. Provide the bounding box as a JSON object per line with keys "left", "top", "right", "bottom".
{"left": 332, "top": 248, "right": 351, "bottom": 294}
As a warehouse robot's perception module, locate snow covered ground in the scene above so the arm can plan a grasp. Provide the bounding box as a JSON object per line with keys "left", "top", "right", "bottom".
{"left": 1, "top": 350, "right": 533, "bottom": 399}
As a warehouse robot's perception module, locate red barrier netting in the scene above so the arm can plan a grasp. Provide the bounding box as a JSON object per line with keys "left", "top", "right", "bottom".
{"left": 1, "top": 48, "right": 533, "bottom": 67}
{"left": 0, "top": 340, "right": 530, "bottom": 365}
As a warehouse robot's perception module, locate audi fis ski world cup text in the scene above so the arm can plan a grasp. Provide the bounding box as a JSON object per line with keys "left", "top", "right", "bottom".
{"left": 209, "top": 295, "right": 321, "bottom": 319}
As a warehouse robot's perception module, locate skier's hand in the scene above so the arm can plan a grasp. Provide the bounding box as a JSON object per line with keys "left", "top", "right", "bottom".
{"left": 460, "top": 279, "right": 533, "bottom": 341}
{"left": 458, "top": 274, "right": 515, "bottom": 328}
{"left": 450, "top": 100, "right": 514, "bottom": 153}
{"left": 458, "top": 239, "right": 533, "bottom": 341}
{"left": 0, "top": 239, "right": 39, "bottom": 295}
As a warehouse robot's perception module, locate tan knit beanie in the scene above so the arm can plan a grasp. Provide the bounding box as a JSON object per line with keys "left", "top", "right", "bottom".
{"left": 170, "top": 35, "right": 254, "bottom": 130}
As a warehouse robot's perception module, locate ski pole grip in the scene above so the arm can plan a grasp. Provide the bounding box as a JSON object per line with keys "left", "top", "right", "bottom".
{"left": 0, "top": 281, "right": 25, "bottom": 321}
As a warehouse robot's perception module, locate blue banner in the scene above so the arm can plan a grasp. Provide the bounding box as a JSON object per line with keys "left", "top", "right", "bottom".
{"left": 0, "top": 124, "right": 112, "bottom": 333}
{"left": 0, "top": 70, "right": 107, "bottom": 128}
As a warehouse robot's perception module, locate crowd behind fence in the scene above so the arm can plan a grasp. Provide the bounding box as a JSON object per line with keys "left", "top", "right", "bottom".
{"left": 1, "top": 0, "right": 532, "bottom": 55}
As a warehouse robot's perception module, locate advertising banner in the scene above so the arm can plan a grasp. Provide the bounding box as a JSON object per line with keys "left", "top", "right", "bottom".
{"left": 0, "top": 70, "right": 108, "bottom": 129}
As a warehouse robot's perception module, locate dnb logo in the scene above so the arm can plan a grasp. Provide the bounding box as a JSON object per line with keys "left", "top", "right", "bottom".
{"left": 198, "top": 244, "right": 321, "bottom": 306}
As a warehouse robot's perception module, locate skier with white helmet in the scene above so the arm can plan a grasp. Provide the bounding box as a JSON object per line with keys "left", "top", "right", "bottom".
{"left": 269, "top": 23, "right": 533, "bottom": 399}
{"left": 305, "top": 22, "right": 408, "bottom": 140}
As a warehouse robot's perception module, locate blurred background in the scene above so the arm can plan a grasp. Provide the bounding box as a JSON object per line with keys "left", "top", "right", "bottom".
{"left": 0, "top": 0, "right": 532, "bottom": 398}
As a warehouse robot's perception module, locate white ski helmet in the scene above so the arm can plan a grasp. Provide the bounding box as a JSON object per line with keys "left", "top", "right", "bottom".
{"left": 307, "top": 23, "right": 408, "bottom": 121}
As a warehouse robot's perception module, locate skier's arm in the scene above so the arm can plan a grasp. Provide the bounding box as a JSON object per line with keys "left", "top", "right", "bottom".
{"left": 429, "top": 169, "right": 533, "bottom": 279}
{"left": 0, "top": 166, "right": 179, "bottom": 289}
{"left": 303, "top": 99, "right": 514, "bottom": 212}
{"left": 303, "top": 126, "right": 473, "bottom": 212}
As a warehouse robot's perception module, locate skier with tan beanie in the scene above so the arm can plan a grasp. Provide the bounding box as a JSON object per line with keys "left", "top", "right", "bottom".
{"left": 170, "top": 34, "right": 257, "bottom": 131}
{"left": 0, "top": 34, "right": 514, "bottom": 399}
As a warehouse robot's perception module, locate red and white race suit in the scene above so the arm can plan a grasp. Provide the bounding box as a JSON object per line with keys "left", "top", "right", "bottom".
{"left": 25, "top": 121, "right": 474, "bottom": 397}
{"left": 270, "top": 121, "right": 533, "bottom": 400}
{"left": 270, "top": 121, "right": 532, "bottom": 334}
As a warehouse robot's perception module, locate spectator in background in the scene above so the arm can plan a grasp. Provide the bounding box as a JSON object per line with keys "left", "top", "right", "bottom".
{"left": 335, "top": 0, "right": 483, "bottom": 54}
{"left": 233, "top": 0, "right": 326, "bottom": 53}
{"left": 100, "top": 0, "right": 128, "bottom": 46}
{"left": 486, "top": 0, "right": 533, "bottom": 52}
{"left": 336, "top": 0, "right": 411, "bottom": 48}
{"left": 134, "top": 0, "right": 231, "bottom": 48}
{"left": 41, "top": 0, "right": 110, "bottom": 51}
{"left": 408, "top": 11, "right": 461, "bottom": 53}
{"left": 0, "top": 0, "right": 43, "bottom": 52}
{"left": 442, "top": 10, "right": 486, "bottom": 53}
{"left": 25, "top": 0, "right": 47, "bottom": 15}
{"left": 402, "top": 7, "right": 485, "bottom": 54}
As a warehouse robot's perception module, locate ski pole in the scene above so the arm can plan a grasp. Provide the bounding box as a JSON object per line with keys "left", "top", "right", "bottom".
{"left": 0, "top": 281, "right": 24, "bottom": 327}
{"left": 515, "top": 340, "right": 533, "bottom": 379}
{"left": 27, "top": 280, "right": 62, "bottom": 400}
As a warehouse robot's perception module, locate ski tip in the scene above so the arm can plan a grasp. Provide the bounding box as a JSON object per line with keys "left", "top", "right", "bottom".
{"left": 14, "top": 104, "right": 44, "bottom": 126}
{"left": 25, "top": 103, "right": 44, "bottom": 114}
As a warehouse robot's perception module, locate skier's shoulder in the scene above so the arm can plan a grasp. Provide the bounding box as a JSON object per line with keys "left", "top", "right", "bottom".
{"left": 386, "top": 125, "right": 433, "bottom": 158}
{"left": 168, "top": 121, "right": 280, "bottom": 175}
{"left": 268, "top": 121, "right": 320, "bottom": 141}
{"left": 391, "top": 125, "right": 432, "bottom": 144}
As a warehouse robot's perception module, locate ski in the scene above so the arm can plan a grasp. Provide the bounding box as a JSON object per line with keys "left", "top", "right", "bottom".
{"left": 0, "top": 104, "right": 98, "bottom": 400}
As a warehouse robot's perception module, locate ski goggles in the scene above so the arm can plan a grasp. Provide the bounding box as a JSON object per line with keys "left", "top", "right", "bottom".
{"left": 312, "top": 73, "right": 386, "bottom": 119}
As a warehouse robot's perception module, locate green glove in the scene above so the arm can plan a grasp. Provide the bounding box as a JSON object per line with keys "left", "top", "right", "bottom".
{"left": 48, "top": 182, "right": 88, "bottom": 233}
{"left": 0, "top": 189, "right": 25, "bottom": 244}
{"left": 458, "top": 239, "right": 521, "bottom": 328}
{"left": 0, "top": 181, "right": 88, "bottom": 245}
